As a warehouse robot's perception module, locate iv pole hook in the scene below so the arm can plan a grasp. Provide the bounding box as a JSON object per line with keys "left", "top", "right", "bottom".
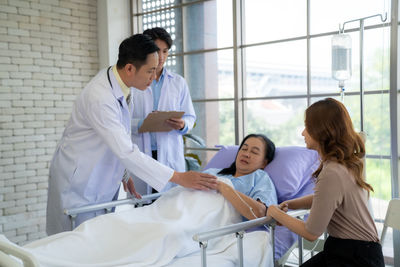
{"left": 339, "top": 13, "right": 387, "bottom": 33}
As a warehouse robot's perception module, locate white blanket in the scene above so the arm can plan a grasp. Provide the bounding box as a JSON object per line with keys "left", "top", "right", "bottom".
{"left": 4, "top": 179, "right": 272, "bottom": 266}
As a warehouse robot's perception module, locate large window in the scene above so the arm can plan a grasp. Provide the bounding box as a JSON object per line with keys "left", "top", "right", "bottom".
{"left": 132, "top": 0, "right": 398, "bottom": 263}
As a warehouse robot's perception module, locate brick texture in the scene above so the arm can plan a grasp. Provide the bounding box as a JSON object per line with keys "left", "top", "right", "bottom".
{"left": 0, "top": 0, "right": 98, "bottom": 245}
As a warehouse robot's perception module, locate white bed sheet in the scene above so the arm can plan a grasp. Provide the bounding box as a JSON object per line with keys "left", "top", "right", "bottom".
{"left": 2, "top": 179, "right": 273, "bottom": 267}
{"left": 167, "top": 231, "right": 272, "bottom": 267}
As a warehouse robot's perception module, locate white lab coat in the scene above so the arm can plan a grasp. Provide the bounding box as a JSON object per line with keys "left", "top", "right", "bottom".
{"left": 46, "top": 68, "right": 174, "bottom": 235}
{"left": 131, "top": 69, "right": 196, "bottom": 193}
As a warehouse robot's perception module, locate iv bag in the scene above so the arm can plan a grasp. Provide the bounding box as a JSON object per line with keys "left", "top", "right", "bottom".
{"left": 331, "top": 34, "right": 352, "bottom": 81}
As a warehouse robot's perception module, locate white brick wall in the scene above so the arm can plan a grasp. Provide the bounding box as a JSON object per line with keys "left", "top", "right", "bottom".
{"left": 0, "top": 0, "right": 98, "bottom": 245}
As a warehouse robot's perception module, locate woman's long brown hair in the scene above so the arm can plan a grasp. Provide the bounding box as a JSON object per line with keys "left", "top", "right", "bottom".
{"left": 305, "top": 98, "right": 374, "bottom": 193}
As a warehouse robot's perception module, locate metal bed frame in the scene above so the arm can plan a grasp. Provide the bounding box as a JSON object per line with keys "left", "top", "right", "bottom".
{"left": 64, "top": 193, "right": 309, "bottom": 267}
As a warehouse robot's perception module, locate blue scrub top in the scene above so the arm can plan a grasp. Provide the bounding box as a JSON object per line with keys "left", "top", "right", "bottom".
{"left": 203, "top": 168, "right": 278, "bottom": 207}
{"left": 150, "top": 68, "right": 165, "bottom": 151}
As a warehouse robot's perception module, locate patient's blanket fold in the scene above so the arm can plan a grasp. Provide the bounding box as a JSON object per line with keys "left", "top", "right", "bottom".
{"left": 22, "top": 179, "right": 250, "bottom": 267}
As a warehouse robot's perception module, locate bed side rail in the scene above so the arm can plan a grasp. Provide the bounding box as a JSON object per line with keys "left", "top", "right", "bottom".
{"left": 193, "top": 209, "right": 309, "bottom": 267}
{"left": 0, "top": 237, "right": 40, "bottom": 267}
{"left": 64, "top": 193, "right": 163, "bottom": 229}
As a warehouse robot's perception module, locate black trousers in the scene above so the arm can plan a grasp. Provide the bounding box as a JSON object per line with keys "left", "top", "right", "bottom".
{"left": 301, "top": 236, "right": 384, "bottom": 267}
{"left": 151, "top": 150, "right": 158, "bottom": 194}
{"left": 152, "top": 150, "right": 158, "bottom": 160}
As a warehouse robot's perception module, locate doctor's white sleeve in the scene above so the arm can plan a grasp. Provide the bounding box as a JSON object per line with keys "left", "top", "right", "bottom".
{"left": 86, "top": 100, "right": 174, "bottom": 191}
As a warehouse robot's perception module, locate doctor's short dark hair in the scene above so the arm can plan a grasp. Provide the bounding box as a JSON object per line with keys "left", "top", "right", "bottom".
{"left": 116, "top": 34, "right": 159, "bottom": 70}
{"left": 143, "top": 27, "right": 173, "bottom": 49}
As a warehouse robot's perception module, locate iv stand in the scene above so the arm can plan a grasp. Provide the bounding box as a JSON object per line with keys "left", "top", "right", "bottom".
{"left": 339, "top": 13, "right": 387, "bottom": 132}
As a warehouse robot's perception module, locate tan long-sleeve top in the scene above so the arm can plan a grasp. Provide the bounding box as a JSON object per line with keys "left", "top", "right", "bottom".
{"left": 305, "top": 161, "right": 379, "bottom": 242}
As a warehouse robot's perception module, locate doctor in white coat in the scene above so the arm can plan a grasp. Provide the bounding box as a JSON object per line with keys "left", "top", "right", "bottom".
{"left": 46, "top": 34, "right": 217, "bottom": 235}
{"left": 131, "top": 28, "right": 196, "bottom": 193}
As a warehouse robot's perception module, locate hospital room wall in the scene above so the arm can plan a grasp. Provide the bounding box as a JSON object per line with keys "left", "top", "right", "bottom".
{"left": 0, "top": 0, "right": 100, "bottom": 245}
{"left": 97, "top": 0, "right": 131, "bottom": 69}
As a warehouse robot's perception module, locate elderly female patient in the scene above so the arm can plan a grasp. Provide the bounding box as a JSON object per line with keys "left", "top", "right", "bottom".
{"left": 18, "top": 134, "right": 278, "bottom": 267}
{"left": 207, "top": 133, "right": 277, "bottom": 220}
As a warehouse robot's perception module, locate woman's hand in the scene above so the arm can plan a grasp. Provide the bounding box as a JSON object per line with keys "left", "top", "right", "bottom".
{"left": 267, "top": 203, "right": 289, "bottom": 217}
{"left": 279, "top": 201, "right": 289, "bottom": 212}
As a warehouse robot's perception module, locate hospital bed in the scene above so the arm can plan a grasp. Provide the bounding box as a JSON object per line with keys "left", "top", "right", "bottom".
{"left": 64, "top": 196, "right": 310, "bottom": 267}
{"left": 0, "top": 145, "right": 319, "bottom": 267}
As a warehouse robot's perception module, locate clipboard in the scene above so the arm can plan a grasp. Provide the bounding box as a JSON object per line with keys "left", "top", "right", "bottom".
{"left": 138, "top": 111, "right": 185, "bottom": 133}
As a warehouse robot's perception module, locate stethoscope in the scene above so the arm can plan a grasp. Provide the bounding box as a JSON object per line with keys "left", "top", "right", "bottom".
{"left": 107, "top": 66, "right": 125, "bottom": 108}
{"left": 107, "top": 66, "right": 131, "bottom": 135}
{"left": 107, "top": 66, "right": 113, "bottom": 89}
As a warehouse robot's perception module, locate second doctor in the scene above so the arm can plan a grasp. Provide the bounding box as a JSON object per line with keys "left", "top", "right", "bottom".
{"left": 131, "top": 27, "right": 196, "bottom": 193}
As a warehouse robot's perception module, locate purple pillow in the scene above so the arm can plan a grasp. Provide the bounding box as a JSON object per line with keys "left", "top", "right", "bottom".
{"left": 204, "top": 145, "right": 319, "bottom": 203}
{"left": 204, "top": 145, "right": 238, "bottom": 170}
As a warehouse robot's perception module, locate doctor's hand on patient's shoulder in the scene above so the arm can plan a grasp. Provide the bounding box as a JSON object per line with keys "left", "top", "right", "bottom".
{"left": 123, "top": 177, "right": 142, "bottom": 199}
{"left": 170, "top": 171, "right": 218, "bottom": 190}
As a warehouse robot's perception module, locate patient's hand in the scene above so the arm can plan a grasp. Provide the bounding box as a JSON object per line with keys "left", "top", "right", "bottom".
{"left": 216, "top": 180, "right": 229, "bottom": 193}
{"left": 170, "top": 171, "right": 218, "bottom": 190}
